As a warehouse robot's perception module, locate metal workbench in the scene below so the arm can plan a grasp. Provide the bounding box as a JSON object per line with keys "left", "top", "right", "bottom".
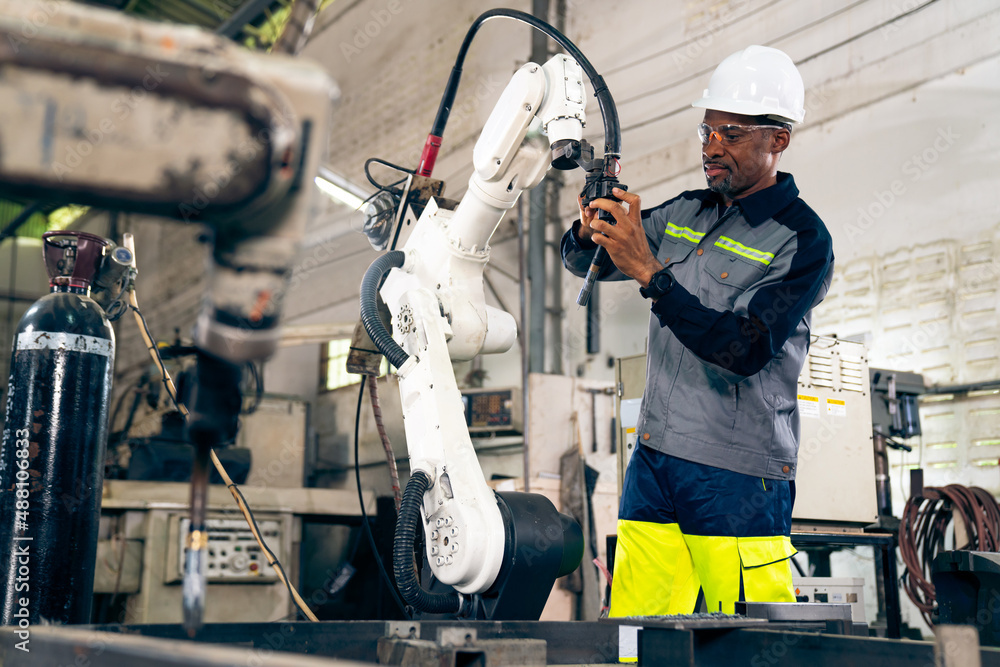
{"left": 2, "top": 617, "right": 997, "bottom": 666}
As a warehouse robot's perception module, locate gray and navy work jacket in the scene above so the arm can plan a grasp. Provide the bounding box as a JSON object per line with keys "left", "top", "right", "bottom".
{"left": 562, "top": 172, "right": 834, "bottom": 481}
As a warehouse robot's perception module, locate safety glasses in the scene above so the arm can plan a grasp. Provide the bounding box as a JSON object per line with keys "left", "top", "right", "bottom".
{"left": 697, "top": 123, "right": 780, "bottom": 146}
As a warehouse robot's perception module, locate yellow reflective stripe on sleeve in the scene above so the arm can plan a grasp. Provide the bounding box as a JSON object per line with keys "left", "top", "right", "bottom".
{"left": 664, "top": 222, "right": 706, "bottom": 244}
{"left": 714, "top": 236, "right": 775, "bottom": 265}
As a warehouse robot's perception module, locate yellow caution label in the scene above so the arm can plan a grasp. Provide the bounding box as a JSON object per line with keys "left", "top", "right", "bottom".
{"left": 797, "top": 394, "right": 820, "bottom": 419}
{"left": 826, "top": 398, "right": 847, "bottom": 417}
{"left": 626, "top": 427, "right": 636, "bottom": 434}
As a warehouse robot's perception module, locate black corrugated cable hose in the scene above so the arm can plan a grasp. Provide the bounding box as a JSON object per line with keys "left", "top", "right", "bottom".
{"left": 359, "top": 250, "right": 409, "bottom": 370}
{"left": 393, "top": 471, "right": 462, "bottom": 614}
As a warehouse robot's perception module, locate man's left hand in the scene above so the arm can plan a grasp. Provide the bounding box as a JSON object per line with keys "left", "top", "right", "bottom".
{"left": 587, "top": 188, "right": 663, "bottom": 287}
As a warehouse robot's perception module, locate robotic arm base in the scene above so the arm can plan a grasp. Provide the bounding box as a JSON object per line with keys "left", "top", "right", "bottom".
{"left": 411, "top": 491, "right": 583, "bottom": 621}
{"left": 462, "top": 492, "right": 583, "bottom": 621}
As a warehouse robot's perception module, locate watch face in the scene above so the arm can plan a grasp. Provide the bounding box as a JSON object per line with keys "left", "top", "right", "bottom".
{"left": 641, "top": 269, "right": 672, "bottom": 299}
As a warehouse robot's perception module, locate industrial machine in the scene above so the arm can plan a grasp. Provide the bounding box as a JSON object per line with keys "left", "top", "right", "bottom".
{"left": 356, "top": 9, "right": 632, "bottom": 620}
{"left": 461, "top": 387, "right": 524, "bottom": 435}
{"left": 792, "top": 577, "right": 867, "bottom": 623}
{"left": 95, "top": 478, "right": 371, "bottom": 624}
{"left": 870, "top": 369, "right": 925, "bottom": 518}
{"left": 0, "top": 0, "right": 336, "bottom": 632}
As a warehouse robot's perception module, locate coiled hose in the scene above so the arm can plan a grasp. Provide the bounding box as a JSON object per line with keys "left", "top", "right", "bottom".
{"left": 394, "top": 471, "right": 462, "bottom": 614}
{"left": 899, "top": 483, "right": 1000, "bottom": 627}
{"left": 360, "top": 250, "right": 410, "bottom": 370}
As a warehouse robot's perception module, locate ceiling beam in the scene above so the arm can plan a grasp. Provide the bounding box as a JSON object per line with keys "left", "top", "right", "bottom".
{"left": 214, "top": 0, "right": 275, "bottom": 38}
{"left": 0, "top": 202, "right": 45, "bottom": 246}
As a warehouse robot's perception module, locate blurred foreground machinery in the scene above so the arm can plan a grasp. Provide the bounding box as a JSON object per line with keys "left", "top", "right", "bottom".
{"left": 0, "top": 0, "right": 336, "bottom": 631}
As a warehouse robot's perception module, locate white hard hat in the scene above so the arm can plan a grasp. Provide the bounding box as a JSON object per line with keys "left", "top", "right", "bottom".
{"left": 692, "top": 45, "right": 805, "bottom": 124}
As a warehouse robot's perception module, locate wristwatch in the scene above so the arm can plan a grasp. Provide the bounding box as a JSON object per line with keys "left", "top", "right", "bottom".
{"left": 639, "top": 267, "right": 675, "bottom": 300}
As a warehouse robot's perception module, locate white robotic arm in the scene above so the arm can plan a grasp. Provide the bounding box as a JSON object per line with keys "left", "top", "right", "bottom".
{"left": 376, "top": 54, "right": 586, "bottom": 603}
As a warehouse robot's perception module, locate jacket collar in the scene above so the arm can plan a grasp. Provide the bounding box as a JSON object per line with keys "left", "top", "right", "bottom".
{"left": 735, "top": 172, "right": 799, "bottom": 227}
{"left": 698, "top": 172, "right": 799, "bottom": 227}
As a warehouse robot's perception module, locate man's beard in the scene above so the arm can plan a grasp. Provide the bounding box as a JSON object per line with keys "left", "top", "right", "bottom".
{"left": 707, "top": 172, "right": 737, "bottom": 197}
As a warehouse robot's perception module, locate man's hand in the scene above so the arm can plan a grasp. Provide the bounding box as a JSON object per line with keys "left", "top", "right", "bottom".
{"left": 586, "top": 188, "right": 663, "bottom": 287}
{"left": 576, "top": 194, "right": 598, "bottom": 244}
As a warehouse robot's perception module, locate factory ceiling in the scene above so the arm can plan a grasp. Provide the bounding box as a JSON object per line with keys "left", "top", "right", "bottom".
{"left": 76, "top": 0, "right": 289, "bottom": 46}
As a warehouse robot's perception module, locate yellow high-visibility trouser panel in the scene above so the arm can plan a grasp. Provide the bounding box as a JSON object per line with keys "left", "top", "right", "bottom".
{"left": 609, "top": 519, "right": 796, "bottom": 618}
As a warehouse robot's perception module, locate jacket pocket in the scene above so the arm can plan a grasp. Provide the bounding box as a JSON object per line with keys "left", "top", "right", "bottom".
{"left": 658, "top": 237, "right": 695, "bottom": 267}
{"left": 702, "top": 251, "right": 765, "bottom": 311}
{"left": 733, "top": 373, "right": 775, "bottom": 449}
{"left": 669, "top": 348, "right": 737, "bottom": 441}
{"left": 737, "top": 535, "right": 797, "bottom": 568}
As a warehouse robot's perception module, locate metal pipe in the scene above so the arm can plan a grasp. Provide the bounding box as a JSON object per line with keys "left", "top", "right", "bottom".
{"left": 5, "top": 232, "right": 16, "bottom": 348}
{"left": 182, "top": 445, "right": 210, "bottom": 637}
{"left": 214, "top": 0, "right": 275, "bottom": 38}
{"left": 550, "top": 0, "right": 567, "bottom": 375}
{"left": 873, "top": 431, "right": 892, "bottom": 516}
{"left": 528, "top": 186, "right": 547, "bottom": 375}
{"left": 518, "top": 197, "right": 530, "bottom": 492}
{"left": 547, "top": 175, "right": 564, "bottom": 375}
{"left": 926, "top": 379, "right": 1000, "bottom": 395}
{"left": 586, "top": 282, "right": 600, "bottom": 355}
{"left": 527, "top": 0, "right": 550, "bottom": 375}
{"left": 272, "top": 0, "right": 321, "bottom": 56}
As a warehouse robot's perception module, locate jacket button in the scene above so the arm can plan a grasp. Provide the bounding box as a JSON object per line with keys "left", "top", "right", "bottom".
{"left": 721, "top": 272, "right": 729, "bottom": 279}
{"left": 696, "top": 248, "right": 704, "bottom": 256}
{"left": 782, "top": 465, "right": 790, "bottom": 473}
{"left": 664, "top": 257, "right": 671, "bottom": 263}
{"left": 642, "top": 433, "right": 650, "bottom": 441}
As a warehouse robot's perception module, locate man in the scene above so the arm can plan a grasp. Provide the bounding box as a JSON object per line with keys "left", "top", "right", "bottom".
{"left": 561, "top": 45, "right": 834, "bottom": 617}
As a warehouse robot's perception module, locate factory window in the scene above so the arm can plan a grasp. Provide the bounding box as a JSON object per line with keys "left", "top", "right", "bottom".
{"left": 321, "top": 339, "right": 388, "bottom": 391}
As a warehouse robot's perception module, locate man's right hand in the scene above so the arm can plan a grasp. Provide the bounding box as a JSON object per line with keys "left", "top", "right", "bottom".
{"left": 576, "top": 194, "right": 598, "bottom": 243}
